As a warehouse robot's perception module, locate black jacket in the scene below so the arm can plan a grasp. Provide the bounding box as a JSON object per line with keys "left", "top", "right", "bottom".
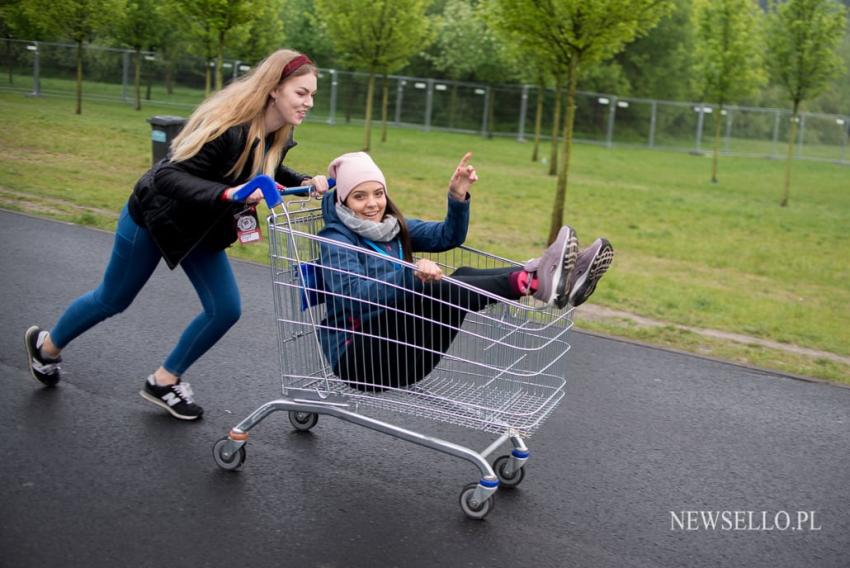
{"left": 128, "top": 124, "right": 309, "bottom": 269}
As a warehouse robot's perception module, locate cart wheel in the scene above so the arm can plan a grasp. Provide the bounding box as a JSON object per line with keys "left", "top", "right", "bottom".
{"left": 493, "top": 455, "right": 525, "bottom": 489}
{"left": 213, "top": 437, "right": 246, "bottom": 471}
{"left": 289, "top": 411, "right": 319, "bottom": 431}
{"left": 459, "top": 482, "right": 495, "bottom": 520}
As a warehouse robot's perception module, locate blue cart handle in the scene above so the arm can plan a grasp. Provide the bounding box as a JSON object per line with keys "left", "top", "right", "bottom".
{"left": 231, "top": 174, "right": 336, "bottom": 207}
{"left": 280, "top": 177, "right": 336, "bottom": 197}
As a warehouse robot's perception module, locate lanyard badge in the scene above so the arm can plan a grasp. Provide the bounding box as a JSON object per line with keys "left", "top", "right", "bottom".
{"left": 235, "top": 206, "right": 261, "bottom": 244}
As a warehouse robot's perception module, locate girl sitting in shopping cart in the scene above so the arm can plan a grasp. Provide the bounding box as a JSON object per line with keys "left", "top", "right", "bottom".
{"left": 317, "top": 151, "right": 613, "bottom": 391}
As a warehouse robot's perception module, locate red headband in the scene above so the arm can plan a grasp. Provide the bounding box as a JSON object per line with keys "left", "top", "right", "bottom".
{"left": 281, "top": 54, "right": 313, "bottom": 80}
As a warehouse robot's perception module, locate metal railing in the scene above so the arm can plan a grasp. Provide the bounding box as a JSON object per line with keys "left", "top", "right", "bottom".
{"left": 2, "top": 38, "right": 848, "bottom": 164}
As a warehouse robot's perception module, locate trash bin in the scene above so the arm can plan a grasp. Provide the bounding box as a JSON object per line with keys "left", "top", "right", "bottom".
{"left": 147, "top": 115, "right": 187, "bottom": 165}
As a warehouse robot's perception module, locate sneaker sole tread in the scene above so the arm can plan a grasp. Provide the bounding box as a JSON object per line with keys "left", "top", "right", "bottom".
{"left": 570, "top": 245, "right": 614, "bottom": 306}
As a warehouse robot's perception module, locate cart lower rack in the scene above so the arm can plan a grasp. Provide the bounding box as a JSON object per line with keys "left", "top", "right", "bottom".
{"left": 213, "top": 179, "right": 574, "bottom": 519}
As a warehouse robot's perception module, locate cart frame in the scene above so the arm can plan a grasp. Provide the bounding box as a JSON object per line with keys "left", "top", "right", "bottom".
{"left": 213, "top": 176, "right": 574, "bottom": 519}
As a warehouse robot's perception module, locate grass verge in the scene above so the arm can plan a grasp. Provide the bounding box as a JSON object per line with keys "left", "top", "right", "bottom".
{"left": 1, "top": 90, "right": 847, "bottom": 384}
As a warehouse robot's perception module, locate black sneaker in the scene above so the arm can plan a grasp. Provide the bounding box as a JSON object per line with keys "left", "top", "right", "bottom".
{"left": 139, "top": 375, "right": 204, "bottom": 420}
{"left": 568, "top": 237, "right": 614, "bottom": 307}
{"left": 25, "top": 326, "right": 62, "bottom": 387}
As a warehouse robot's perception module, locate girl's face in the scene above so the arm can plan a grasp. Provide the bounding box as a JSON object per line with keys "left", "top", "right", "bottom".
{"left": 345, "top": 181, "right": 387, "bottom": 222}
{"left": 270, "top": 72, "right": 317, "bottom": 127}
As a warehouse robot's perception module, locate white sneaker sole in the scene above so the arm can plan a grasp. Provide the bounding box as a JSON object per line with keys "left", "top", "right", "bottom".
{"left": 552, "top": 230, "right": 579, "bottom": 309}
{"left": 139, "top": 390, "right": 203, "bottom": 421}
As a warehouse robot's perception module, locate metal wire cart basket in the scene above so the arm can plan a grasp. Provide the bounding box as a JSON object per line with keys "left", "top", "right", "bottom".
{"left": 213, "top": 176, "right": 574, "bottom": 519}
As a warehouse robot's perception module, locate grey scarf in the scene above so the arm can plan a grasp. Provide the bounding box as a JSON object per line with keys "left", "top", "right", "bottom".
{"left": 335, "top": 203, "right": 400, "bottom": 242}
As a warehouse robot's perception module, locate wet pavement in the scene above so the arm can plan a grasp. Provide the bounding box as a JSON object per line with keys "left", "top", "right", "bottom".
{"left": 1, "top": 210, "right": 848, "bottom": 568}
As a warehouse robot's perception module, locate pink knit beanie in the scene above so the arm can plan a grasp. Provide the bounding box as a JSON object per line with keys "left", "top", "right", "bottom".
{"left": 327, "top": 152, "right": 387, "bottom": 204}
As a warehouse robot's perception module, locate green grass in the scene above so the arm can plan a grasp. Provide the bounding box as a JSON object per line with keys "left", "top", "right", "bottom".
{"left": 1, "top": 90, "right": 848, "bottom": 384}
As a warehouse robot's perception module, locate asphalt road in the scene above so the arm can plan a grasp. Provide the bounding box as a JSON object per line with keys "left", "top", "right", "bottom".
{"left": 1, "top": 210, "right": 847, "bottom": 568}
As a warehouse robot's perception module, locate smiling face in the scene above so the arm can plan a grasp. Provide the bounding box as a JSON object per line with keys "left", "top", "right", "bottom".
{"left": 344, "top": 181, "right": 387, "bottom": 222}
{"left": 268, "top": 72, "right": 317, "bottom": 128}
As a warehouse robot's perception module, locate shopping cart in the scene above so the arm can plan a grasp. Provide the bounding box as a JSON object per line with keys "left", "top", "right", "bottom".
{"left": 212, "top": 174, "right": 575, "bottom": 519}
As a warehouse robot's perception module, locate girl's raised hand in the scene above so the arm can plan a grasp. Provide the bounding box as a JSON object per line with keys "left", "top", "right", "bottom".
{"left": 449, "top": 152, "right": 478, "bottom": 200}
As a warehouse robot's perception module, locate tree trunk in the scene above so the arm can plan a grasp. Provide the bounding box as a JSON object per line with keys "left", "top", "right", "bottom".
{"left": 548, "top": 56, "right": 578, "bottom": 245}
{"left": 380, "top": 73, "right": 389, "bottom": 143}
{"left": 134, "top": 48, "right": 141, "bottom": 111}
{"left": 532, "top": 77, "right": 544, "bottom": 162}
{"left": 363, "top": 71, "right": 375, "bottom": 152}
{"left": 6, "top": 39, "right": 13, "bottom": 85}
{"left": 204, "top": 63, "right": 211, "bottom": 96}
{"left": 548, "top": 75, "right": 564, "bottom": 176}
{"left": 711, "top": 102, "right": 723, "bottom": 183}
{"left": 75, "top": 41, "right": 83, "bottom": 115}
{"left": 166, "top": 62, "right": 174, "bottom": 95}
{"left": 780, "top": 101, "right": 800, "bottom": 207}
{"left": 215, "top": 49, "right": 224, "bottom": 91}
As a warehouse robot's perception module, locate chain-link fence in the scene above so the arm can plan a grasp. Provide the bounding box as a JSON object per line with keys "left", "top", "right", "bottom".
{"left": 3, "top": 39, "right": 848, "bottom": 164}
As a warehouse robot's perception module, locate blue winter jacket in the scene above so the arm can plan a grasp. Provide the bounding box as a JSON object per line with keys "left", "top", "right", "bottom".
{"left": 317, "top": 190, "right": 470, "bottom": 368}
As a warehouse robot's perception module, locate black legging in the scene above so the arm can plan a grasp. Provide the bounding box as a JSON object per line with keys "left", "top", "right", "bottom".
{"left": 334, "top": 267, "right": 520, "bottom": 391}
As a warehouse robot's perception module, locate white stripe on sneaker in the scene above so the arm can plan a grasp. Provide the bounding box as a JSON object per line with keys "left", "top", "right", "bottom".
{"left": 162, "top": 392, "right": 182, "bottom": 407}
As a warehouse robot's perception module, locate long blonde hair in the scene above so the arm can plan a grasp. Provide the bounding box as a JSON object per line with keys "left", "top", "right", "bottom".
{"left": 170, "top": 49, "right": 317, "bottom": 179}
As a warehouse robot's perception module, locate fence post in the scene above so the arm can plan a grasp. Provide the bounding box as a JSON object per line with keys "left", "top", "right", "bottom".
{"left": 606, "top": 96, "right": 617, "bottom": 148}
{"left": 841, "top": 118, "right": 848, "bottom": 164}
{"left": 394, "top": 78, "right": 405, "bottom": 124}
{"left": 28, "top": 41, "right": 40, "bottom": 96}
{"left": 723, "top": 108, "right": 734, "bottom": 153}
{"left": 771, "top": 110, "right": 781, "bottom": 159}
{"left": 796, "top": 113, "right": 806, "bottom": 158}
{"left": 328, "top": 69, "right": 337, "bottom": 125}
{"left": 695, "top": 106, "right": 705, "bottom": 153}
{"left": 232, "top": 60, "right": 240, "bottom": 81}
{"left": 425, "top": 78, "right": 434, "bottom": 131}
{"left": 648, "top": 100, "right": 657, "bottom": 148}
{"left": 517, "top": 85, "right": 529, "bottom": 142}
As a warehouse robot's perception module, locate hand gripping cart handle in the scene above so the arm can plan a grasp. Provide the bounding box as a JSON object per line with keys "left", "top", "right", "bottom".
{"left": 213, "top": 174, "right": 573, "bottom": 520}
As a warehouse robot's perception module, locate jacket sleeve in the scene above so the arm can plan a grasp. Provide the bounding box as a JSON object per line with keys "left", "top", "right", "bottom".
{"left": 153, "top": 129, "right": 236, "bottom": 204}
{"left": 319, "top": 230, "right": 415, "bottom": 307}
{"left": 406, "top": 193, "right": 470, "bottom": 253}
{"left": 274, "top": 164, "right": 311, "bottom": 188}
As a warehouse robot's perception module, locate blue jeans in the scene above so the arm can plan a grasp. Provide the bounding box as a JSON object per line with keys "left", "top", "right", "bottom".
{"left": 51, "top": 204, "right": 241, "bottom": 375}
